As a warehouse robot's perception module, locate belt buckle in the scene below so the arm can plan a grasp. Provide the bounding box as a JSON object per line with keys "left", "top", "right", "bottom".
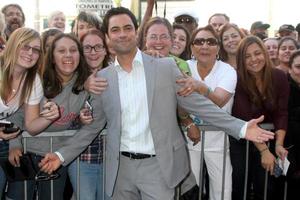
{"left": 129, "top": 153, "right": 133, "bottom": 160}
{"left": 129, "top": 152, "right": 135, "bottom": 160}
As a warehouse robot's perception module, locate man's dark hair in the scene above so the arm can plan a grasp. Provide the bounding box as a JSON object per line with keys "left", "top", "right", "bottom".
{"left": 76, "top": 11, "right": 102, "bottom": 31}
{"left": 102, "top": 7, "right": 138, "bottom": 35}
{"left": 1, "top": 4, "right": 25, "bottom": 24}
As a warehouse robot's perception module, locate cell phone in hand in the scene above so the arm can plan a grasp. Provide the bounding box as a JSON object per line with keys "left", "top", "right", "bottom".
{"left": 0, "top": 120, "right": 11, "bottom": 127}
{"left": 84, "top": 100, "right": 93, "bottom": 117}
{"left": 3, "top": 127, "right": 20, "bottom": 134}
{"left": 1, "top": 122, "right": 20, "bottom": 134}
{"left": 273, "top": 162, "right": 283, "bottom": 178}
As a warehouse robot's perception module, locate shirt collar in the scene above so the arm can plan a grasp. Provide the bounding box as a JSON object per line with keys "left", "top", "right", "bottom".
{"left": 114, "top": 49, "right": 143, "bottom": 72}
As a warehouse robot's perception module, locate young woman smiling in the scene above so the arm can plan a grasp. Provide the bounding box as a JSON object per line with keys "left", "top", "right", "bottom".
{"left": 0, "top": 27, "right": 59, "bottom": 199}
{"left": 230, "top": 36, "right": 289, "bottom": 200}
{"left": 7, "top": 33, "right": 89, "bottom": 200}
{"left": 68, "top": 29, "right": 110, "bottom": 200}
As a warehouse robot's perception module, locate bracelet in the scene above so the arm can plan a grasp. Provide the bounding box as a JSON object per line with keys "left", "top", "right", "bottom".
{"left": 179, "top": 114, "right": 189, "bottom": 120}
{"left": 275, "top": 144, "right": 283, "bottom": 148}
{"left": 204, "top": 87, "right": 212, "bottom": 97}
{"left": 186, "top": 122, "right": 195, "bottom": 130}
{"left": 260, "top": 147, "right": 269, "bottom": 154}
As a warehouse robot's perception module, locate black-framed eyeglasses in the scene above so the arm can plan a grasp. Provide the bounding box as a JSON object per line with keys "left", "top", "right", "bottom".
{"left": 35, "top": 170, "right": 60, "bottom": 182}
{"left": 192, "top": 38, "right": 219, "bottom": 46}
{"left": 20, "top": 44, "right": 41, "bottom": 55}
{"left": 83, "top": 44, "right": 105, "bottom": 53}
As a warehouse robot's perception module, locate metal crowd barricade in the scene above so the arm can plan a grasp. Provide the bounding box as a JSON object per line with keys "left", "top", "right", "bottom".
{"left": 21, "top": 123, "right": 285, "bottom": 200}
{"left": 21, "top": 129, "right": 107, "bottom": 200}
{"left": 22, "top": 130, "right": 76, "bottom": 200}
{"left": 176, "top": 123, "right": 284, "bottom": 200}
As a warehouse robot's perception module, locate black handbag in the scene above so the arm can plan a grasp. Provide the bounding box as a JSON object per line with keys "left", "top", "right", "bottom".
{"left": 0, "top": 153, "right": 37, "bottom": 182}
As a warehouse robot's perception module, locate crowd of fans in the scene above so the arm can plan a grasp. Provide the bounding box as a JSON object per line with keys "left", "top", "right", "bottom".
{"left": 0, "top": 1, "right": 299, "bottom": 200}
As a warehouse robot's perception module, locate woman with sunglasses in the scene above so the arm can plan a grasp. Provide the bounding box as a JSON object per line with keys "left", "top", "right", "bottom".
{"left": 68, "top": 29, "right": 110, "bottom": 200}
{"left": 0, "top": 27, "right": 59, "bottom": 199}
{"left": 7, "top": 33, "right": 90, "bottom": 200}
{"left": 230, "top": 36, "right": 289, "bottom": 200}
{"left": 180, "top": 25, "right": 237, "bottom": 200}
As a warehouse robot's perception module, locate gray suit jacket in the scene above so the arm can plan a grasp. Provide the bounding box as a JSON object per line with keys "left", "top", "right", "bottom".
{"left": 60, "top": 52, "right": 245, "bottom": 196}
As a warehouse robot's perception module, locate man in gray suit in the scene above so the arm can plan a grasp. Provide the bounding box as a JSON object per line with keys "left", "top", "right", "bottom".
{"left": 40, "top": 7, "right": 274, "bottom": 200}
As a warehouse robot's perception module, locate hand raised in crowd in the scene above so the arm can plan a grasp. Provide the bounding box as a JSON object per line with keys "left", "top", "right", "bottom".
{"left": 245, "top": 115, "right": 274, "bottom": 143}
{"left": 84, "top": 70, "right": 108, "bottom": 95}
{"left": 8, "top": 148, "right": 23, "bottom": 167}
{"left": 40, "top": 100, "right": 60, "bottom": 121}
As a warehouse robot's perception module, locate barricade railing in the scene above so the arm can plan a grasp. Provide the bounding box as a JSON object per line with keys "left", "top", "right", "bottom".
{"left": 176, "top": 123, "right": 282, "bottom": 200}
{"left": 21, "top": 129, "right": 107, "bottom": 200}
{"left": 20, "top": 123, "right": 287, "bottom": 200}
{"left": 22, "top": 130, "right": 76, "bottom": 200}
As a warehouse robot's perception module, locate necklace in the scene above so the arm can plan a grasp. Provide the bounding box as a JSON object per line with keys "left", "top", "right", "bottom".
{"left": 12, "top": 89, "right": 17, "bottom": 94}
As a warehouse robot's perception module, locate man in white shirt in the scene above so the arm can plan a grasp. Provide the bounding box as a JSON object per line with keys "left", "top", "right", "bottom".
{"left": 39, "top": 7, "right": 274, "bottom": 200}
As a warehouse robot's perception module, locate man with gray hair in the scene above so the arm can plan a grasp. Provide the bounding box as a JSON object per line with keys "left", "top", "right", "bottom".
{"left": 47, "top": 10, "right": 66, "bottom": 32}
{"left": 1, "top": 4, "right": 25, "bottom": 40}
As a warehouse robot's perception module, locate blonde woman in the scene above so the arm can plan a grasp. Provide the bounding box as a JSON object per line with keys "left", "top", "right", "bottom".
{"left": 0, "top": 27, "right": 59, "bottom": 198}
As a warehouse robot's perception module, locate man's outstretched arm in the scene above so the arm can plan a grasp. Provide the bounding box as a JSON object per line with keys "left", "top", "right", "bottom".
{"left": 175, "top": 67, "right": 274, "bottom": 142}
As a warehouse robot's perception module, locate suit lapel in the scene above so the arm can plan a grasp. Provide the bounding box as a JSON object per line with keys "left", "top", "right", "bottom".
{"left": 142, "top": 53, "right": 156, "bottom": 117}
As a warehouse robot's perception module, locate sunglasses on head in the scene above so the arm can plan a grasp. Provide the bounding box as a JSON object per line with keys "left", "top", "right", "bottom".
{"left": 192, "top": 38, "right": 218, "bottom": 46}
{"left": 175, "top": 17, "right": 195, "bottom": 24}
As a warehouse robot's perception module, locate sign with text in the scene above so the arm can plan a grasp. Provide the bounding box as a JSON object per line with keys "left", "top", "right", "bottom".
{"left": 76, "top": 0, "right": 114, "bottom": 18}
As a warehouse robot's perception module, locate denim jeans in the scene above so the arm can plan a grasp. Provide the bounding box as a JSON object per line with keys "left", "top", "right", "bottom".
{"left": 0, "top": 166, "right": 6, "bottom": 199}
{"left": 0, "top": 141, "right": 8, "bottom": 199}
{"left": 68, "top": 160, "right": 110, "bottom": 200}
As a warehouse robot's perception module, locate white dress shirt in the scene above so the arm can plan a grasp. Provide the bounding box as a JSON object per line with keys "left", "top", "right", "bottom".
{"left": 115, "top": 49, "right": 155, "bottom": 155}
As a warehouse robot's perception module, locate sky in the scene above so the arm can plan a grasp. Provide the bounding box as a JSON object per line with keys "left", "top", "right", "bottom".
{"left": 1, "top": 0, "right": 299, "bottom": 36}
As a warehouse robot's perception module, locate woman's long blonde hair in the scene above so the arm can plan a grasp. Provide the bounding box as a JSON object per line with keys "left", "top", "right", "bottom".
{"left": 0, "top": 27, "right": 44, "bottom": 105}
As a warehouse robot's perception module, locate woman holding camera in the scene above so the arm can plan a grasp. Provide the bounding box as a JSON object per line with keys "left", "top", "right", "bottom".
{"left": 0, "top": 28, "right": 59, "bottom": 199}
